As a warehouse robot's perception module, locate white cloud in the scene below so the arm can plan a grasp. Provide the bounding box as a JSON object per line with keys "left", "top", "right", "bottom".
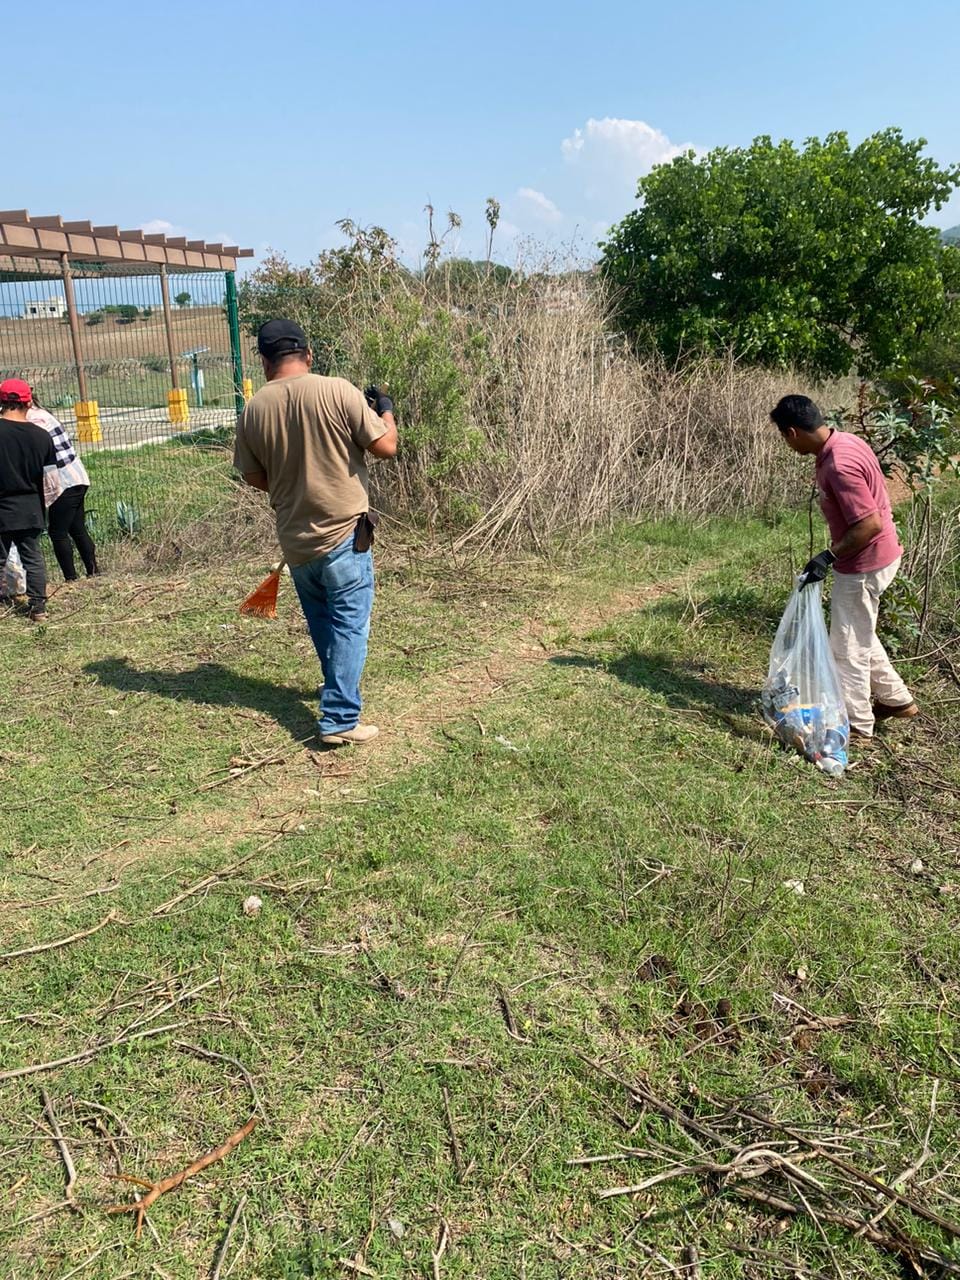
{"left": 560, "top": 117, "right": 697, "bottom": 204}
{"left": 139, "top": 218, "right": 188, "bottom": 237}
{"left": 516, "top": 186, "right": 563, "bottom": 224}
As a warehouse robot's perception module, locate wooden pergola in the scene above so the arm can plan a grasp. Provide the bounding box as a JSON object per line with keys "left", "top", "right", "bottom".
{"left": 0, "top": 210, "right": 252, "bottom": 273}
{"left": 0, "top": 210, "right": 255, "bottom": 429}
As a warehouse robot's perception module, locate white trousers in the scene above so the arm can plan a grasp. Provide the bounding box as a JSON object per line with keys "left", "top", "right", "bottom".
{"left": 829, "top": 556, "right": 912, "bottom": 735}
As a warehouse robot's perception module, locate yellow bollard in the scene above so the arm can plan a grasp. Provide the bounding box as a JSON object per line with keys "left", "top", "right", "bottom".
{"left": 74, "top": 401, "right": 102, "bottom": 444}
{"left": 167, "top": 388, "right": 189, "bottom": 427}
{"left": 242, "top": 378, "right": 254, "bottom": 403}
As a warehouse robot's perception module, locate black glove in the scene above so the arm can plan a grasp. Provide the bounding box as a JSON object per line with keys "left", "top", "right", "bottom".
{"left": 798, "top": 549, "right": 836, "bottom": 589}
{"left": 364, "top": 384, "right": 394, "bottom": 417}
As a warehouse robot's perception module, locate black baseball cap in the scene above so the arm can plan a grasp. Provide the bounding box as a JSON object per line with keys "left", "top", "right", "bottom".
{"left": 257, "top": 319, "right": 308, "bottom": 358}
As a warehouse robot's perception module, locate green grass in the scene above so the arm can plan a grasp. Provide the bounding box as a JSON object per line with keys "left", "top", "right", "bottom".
{"left": 81, "top": 439, "right": 236, "bottom": 538}
{"left": 1, "top": 511, "right": 959, "bottom": 1278}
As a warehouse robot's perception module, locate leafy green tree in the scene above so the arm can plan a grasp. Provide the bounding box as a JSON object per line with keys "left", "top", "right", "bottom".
{"left": 600, "top": 129, "right": 960, "bottom": 377}
{"left": 116, "top": 304, "right": 139, "bottom": 323}
{"left": 85, "top": 311, "right": 103, "bottom": 326}
{"left": 174, "top": 291, "right": 191, "bottom": 308}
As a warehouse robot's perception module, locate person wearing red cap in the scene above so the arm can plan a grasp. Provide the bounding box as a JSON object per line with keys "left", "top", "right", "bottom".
{"left": 0, "top": 378, "right": 61, "bottom": 622}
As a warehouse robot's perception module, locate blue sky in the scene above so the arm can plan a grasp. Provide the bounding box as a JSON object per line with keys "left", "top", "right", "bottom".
{"left": 4, "top": 0, "right": 958, "bottom": 270}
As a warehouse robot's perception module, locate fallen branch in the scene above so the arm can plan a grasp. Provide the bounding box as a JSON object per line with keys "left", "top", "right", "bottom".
{"left": 210, "top": 1193, "right": 247, "bottom": 1280}
{"left": 6, "top": 879, "right": 122, "bottom": 911}
{"left": 596, "top": 1146, "right": 825, "bottom": 1200}
{"left": 149, "top": 840, "right": 279, "bottom": 916}
{"left": 40, "top": 1089, "right": 79, "bottom": 1211}
{"left": 197, "top": 748, "right": 291, "bottom": 792}
{"left": 732, "top": 1103, "right": 960, "bottom": 1245}
{"left": 107, "top": 1114, "right": 258, "bottom": 1239}
{"left": 0, "top": 1020, "right": 187, "bottom": 1084}
{"left": 681, "top": 1244, "right": 701, "bottom": 1278}
{"left": 175, "top": 1041, "right": 266, "bottom": 1119}
{"left": 572, "top": 1054, "right": 960, "bottom": 1274}
{"left": 496, "top": 984, "right": 528, "bottom": 1043}
{"left": 0, "top": 910, "right": 119, "bottom": 962}
{"left": 119, "top": 975, "right": 220, "bottom": 1037}
{"left": 731, "top": 1184, "right": 960, "bottom": 1276}
{"left": 771, "top": 992, "right": 852, "bottom": 1030}
{"left": 431, "top": 1213, "right": 450, "bottom": 1280}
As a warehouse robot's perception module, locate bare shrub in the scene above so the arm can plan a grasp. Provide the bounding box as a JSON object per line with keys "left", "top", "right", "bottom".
{"left": 443, "top": 279, "right": 815, "bottom": 551}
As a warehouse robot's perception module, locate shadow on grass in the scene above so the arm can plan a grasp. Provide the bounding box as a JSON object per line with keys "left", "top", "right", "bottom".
{"left": 553, "top": 651, "right": 768, "bottom": 743}
{"left": 84, "top": 657, "right": 316, "bottom": 742}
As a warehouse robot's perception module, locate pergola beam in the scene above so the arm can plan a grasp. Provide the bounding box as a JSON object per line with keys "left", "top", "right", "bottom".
{"left": 0, "top": 210, "right": 253, "bottom": 272}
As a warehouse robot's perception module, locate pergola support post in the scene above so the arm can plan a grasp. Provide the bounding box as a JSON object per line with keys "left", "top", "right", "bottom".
{"left": 60, "top": 253, "right": 101, "bottom": 443}
{"left": 225, "top": 270, "right": 247, "bottom": 415}
{"left": 160, "top": 265, "right": 188, "bottom": 427}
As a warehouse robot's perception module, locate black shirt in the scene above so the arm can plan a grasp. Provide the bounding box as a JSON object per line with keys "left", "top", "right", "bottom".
{"left": 0, "top": 419, "right": 57, "bottom": 531}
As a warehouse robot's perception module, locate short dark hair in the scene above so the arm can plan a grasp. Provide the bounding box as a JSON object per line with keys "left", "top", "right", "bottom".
{"left": 770, "top": 395, "right": 825, "bottom": 432}
{"left": 265, "top": 347, "right": 309, "bottom": 368}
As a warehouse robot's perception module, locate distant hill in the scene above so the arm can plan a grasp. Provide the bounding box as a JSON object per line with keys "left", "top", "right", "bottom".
{"left": 941, "top": 225, "right": 960, "bottom": 244}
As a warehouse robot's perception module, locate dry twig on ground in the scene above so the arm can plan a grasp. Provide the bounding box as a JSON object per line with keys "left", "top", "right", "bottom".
{"left": 0, "top": 1021, "right": 188, "bottom": 1084}
{"left": 210, "top": 1193, "right": 247, "bottom": 1280}
{"left": 174, "top": 1041, "right": 266, "bottom": 1119}
{"left": 0, "top": 910, "right": 119, "bottom": 962}
{"left": 107, "top": 1115, "right": 258, "bottom": 1239}
{"left": 40, "top": 1089, "right": 79, "bottom": 1212}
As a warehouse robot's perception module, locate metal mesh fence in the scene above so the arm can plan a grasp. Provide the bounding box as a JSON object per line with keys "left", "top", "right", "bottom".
{"left": 0, "top": 264, "right": 247, "bottom": 556}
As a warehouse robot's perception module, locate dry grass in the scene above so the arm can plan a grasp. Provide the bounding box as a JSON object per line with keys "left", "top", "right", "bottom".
{"left": 0, "top": 306, "right": 230, "bottom": 371}
{"left": 367, "top": 275, "right": 841, "bottom": 550}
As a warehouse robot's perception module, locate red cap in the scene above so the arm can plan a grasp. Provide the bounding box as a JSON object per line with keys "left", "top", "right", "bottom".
{"left": 0, "top": 378, "right": 32, "bottom": 405}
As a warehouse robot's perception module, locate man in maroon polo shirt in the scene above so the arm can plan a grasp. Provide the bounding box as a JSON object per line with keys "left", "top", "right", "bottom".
{"left": 771, "top": 394, "right": 917, "bottom": 739}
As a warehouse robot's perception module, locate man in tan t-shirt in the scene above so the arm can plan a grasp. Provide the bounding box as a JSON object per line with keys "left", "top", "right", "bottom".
{"left": 234, "top": 319, "right": 397, "bottom": 744}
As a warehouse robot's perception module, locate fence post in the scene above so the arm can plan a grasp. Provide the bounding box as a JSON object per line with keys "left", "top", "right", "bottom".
{"left": 225, "top": 270, "right": 245, "bottom": 416}
{"left": 159, "top": 265, "right": 188, "bottom": 427}
{"left": 60, "top": 253, "right": 101, "bottom": 443}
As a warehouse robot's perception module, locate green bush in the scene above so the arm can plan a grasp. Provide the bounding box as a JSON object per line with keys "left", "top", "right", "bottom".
{"left": 601, "top": 129, "right": 960, "bottom": 378}
{"left": 360, "top": 296, "right": 482, "bottom": 480}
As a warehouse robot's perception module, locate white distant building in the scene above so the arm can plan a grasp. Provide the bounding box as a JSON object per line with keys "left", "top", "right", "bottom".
{"left": 22, "top": 295, "right": 67, "bottom": 320}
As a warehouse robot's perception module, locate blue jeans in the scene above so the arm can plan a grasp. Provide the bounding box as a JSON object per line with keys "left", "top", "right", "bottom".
{"left": 291, "top": 534, "right": 374, "bottom": 735}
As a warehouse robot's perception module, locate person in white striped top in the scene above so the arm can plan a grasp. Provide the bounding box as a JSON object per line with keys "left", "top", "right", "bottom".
{"left": 28, "top": 392, "right": 99, "bottom": 581}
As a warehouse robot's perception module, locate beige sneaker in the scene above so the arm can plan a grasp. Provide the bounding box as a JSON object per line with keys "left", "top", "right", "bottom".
{"left": 873, "top": 700, "right": 918, "bottom": 722}
{"left": 320, "top": 723, "right": 380, "bottom": 746}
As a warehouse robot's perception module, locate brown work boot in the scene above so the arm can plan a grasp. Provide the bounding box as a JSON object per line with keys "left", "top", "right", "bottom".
{"left": 873, "top": 700, "right": 919, "bottom": 723}
{"left": 29, "top": 608, "right": 48, "bottom": 624}
{"left": 320, "top": 723, "right": 380, "bottom": 746}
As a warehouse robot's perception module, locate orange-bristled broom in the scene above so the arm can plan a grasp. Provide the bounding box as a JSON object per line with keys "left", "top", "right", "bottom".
{"left": 240, "top": 561, "right": 285, "bottom": 619}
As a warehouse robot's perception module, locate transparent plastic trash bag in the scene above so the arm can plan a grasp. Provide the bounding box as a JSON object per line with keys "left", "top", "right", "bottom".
{"left": 2, "top": 545, "right": 26, "bottom": 598}
{"left": 761, "top": 580, "right": 850, "bottom": 777}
